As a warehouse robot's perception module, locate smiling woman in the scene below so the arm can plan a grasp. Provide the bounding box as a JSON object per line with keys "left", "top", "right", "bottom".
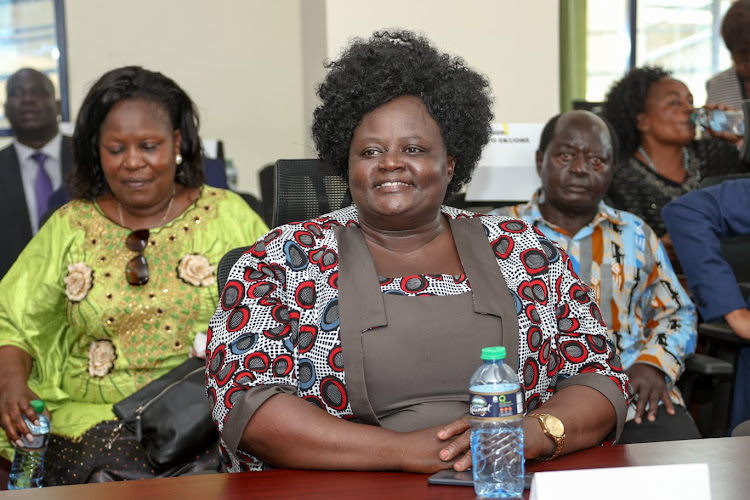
{"left": 98, "top": 99, "right": 181, "bottom": 227}
{"left": 0, "top": 66, "right": 268, "bottom": 486}
{"left": 348, "top": 95, "right": 456, "bottom": 239}
{"left": 70, "top": 66, "right": 207, "bottom": 229}
{"left": 206, "top": 29, "right": 632, "bottom": 475}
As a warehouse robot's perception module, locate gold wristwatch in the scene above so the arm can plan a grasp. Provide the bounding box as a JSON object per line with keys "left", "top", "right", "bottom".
{"left": 528, "top": 413, "right": 565, "bottom": 460}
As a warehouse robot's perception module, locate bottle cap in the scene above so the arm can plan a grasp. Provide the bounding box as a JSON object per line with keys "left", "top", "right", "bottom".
{"left": 30, "top": 399, "right": 45, "bottom": 414}
{"left": 480, "top": 346, "right": 506, "bottom": 360}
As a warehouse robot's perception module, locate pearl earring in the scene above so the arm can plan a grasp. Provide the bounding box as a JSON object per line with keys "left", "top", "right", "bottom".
{"left": 175, "top": 154, "right": 183, "bottom": 165}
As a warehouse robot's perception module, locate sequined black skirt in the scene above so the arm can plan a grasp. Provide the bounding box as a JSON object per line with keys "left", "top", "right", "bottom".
{"left": 43, "top": 420, "right": 220, "bottom": 486}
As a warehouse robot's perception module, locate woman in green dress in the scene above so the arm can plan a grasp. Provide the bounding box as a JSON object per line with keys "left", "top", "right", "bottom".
{"left": 0, "top": 66, "right": 267, "bottom": 485}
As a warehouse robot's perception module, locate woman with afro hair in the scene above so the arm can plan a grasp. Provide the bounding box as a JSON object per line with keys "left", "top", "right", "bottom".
{"left": 604, "top": 66, "right": 746, "bottom": 245}
{"left": 206, "top": 29, "right": 631, "bottom": 474}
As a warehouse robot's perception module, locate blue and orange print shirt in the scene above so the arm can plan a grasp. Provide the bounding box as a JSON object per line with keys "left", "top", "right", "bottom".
{"left": 496, "top": 190, "right": 697, "bottom": 412}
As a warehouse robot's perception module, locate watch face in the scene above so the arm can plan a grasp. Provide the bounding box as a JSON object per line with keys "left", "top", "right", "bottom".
{"left": 544, "top": 416, "right": 564, "bottom": 436}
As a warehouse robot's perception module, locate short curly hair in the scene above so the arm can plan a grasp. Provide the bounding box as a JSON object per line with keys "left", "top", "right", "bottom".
{"left": 311, "top": 29, "right": 493, "bottom": 197}
{"left": 70, "top": 66, "right": 204, "bottom": 199}
{"left": 722, "top": 0, "right": 750, "bottom": 54}
{"left": 603, "top": 66, "right": 671, "bottom": 158}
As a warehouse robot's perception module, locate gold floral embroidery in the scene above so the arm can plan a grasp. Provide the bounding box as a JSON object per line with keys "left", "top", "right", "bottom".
{"left": 177, "top": 254, "right": 215, "bottom": 287}
{"left": 62, "top": 187, "right": 227, "bottom": 388}
{"left": 88, "top": 340, "right": 116, "bottom": 377}
{"left": 64, "top": 262, "right": 93, "bottom": 302}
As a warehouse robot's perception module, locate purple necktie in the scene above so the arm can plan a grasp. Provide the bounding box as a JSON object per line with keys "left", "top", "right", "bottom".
{"left": 32, "top": 151, "right": 53, "bottom": 221}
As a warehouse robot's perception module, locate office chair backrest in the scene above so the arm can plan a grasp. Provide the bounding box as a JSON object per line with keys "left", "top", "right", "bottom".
{"left": 201, "top": 139, "right": 225, "bottom": 160}
{"left": 217, "top": 245, "right": 252, "bottom": 296}
{"left": 272, "top": 159, "right": 351, "bottom": 227}
{"left": 572, "top": 100, "right": 605, "bottom": 116}
{"left": 699, "top": 172, "right": 750, "bottom": 189}
{"left": 258, "top": 163, "right": 275, "bottom": 227}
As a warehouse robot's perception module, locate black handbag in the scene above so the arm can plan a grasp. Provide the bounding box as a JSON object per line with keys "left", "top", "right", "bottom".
{"left": 112, "top": 357, "right": 219, "bottom": 468}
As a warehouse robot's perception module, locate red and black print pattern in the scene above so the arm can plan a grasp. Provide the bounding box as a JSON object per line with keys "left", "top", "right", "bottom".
{"left": 206, "top": 205, "right": 632, "bottom": 472}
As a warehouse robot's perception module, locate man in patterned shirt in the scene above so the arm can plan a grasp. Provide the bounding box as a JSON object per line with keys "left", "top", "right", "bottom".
{"left": 494, "top": 110, "right": 700, "bottom": 443}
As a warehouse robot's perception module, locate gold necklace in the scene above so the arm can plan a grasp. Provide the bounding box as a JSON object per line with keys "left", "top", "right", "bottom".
{"left": 118, "top": 186, "right": 176, "bottom": 228}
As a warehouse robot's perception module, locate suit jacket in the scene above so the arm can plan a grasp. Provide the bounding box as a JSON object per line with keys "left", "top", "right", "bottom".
{"left": 706, "top": 68, "right": 746, "bottom": 109}
{"left": 0, "top": 135, "right": 74, "bottom": 278}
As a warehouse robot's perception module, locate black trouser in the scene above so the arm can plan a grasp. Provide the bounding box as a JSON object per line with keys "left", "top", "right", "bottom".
{"left": 618, "top": 404, "right": 702, "bottom": 444}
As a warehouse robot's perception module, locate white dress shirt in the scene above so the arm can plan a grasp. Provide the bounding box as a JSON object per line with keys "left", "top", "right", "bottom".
{"left": 13, "top": 132, "right": 64, "bottom": 234}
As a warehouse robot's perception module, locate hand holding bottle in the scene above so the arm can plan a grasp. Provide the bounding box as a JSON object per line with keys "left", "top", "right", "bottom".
{"left": 0, "top": 379, "right": 45, "bottom": 448}
{"left": 692, "top": 103, "right": 745, "bottom": 143}
{"left": 0, "top": 346, "right": 46, "bottom": 448}
{"left": 7, "top": 399, "right": 50, "bottom": 489}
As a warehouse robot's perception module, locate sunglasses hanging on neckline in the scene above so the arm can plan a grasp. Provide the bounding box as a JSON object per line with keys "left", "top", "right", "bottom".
{"left": 125, "top": 229, "right": 150, "bottom": 286}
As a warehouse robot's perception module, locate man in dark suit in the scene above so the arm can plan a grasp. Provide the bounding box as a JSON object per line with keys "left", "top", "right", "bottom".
{"left": 0, "top": 68, "right": 73, "bottom": 278}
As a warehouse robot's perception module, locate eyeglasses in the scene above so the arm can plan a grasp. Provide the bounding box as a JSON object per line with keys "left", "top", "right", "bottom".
{"left": 125, "top": 229, "right": 150, "bottom": 286}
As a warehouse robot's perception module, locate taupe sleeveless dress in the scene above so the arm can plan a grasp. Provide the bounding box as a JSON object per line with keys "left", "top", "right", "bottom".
{"left": 334, "top": 217, "right": 520, "bottom": 431}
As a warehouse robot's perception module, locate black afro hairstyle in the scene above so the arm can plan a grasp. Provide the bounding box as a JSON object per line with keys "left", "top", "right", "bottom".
{"left": 603, "top": 66, "right": 671, "bottom": 158}
{"left": 311, "top": 29, "right": 493, "bottom": 197}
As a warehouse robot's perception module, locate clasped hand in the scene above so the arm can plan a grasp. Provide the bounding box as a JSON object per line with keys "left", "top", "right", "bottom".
{"left": 414, "top": 413, "right": 549, "bottom": 472}
{"left": 436, "top": 415, "right": 472, "bottom": 471}
{"left": 396, "top": 415, "right": 472, "bottom": 473}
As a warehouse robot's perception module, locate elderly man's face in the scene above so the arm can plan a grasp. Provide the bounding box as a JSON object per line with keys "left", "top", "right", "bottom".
{"left": 536, "top": 112, "right": 615, "bottom": 215}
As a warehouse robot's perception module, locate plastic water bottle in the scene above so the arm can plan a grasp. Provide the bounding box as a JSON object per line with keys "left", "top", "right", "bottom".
{"left": 469, "top": 346, "right": 524, "bottom": 499}
{"left": 7, "top": 399, "right": 50, "bottom": 489}
{"left": 691, "top": 107, "right": 745, "bottom": 136}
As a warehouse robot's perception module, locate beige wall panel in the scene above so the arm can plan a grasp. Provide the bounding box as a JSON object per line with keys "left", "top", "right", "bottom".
{"left": 62, "top": 0, "right": 558, "bottom": 197}
{"left": 64, "top": 0, "right": 310, "bottom": 196}
{"left": 324, "top": 0, "right": 560, "bottom": 124}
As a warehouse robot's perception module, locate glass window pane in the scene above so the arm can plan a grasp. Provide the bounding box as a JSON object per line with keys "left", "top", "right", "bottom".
{"left": 586, "top": 0, "right": 734, "bottom": 105}
{"left": 0, "top": 0, "right": 63, "bottom": 133}
{"left": 636, "top": 0, "right": 718, "bottom": 105}
{"left": 586, "top": 0, "right": 631, "bottom": 101}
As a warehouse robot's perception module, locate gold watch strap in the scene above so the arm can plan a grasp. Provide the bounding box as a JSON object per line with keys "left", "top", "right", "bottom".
{"left": 528, "top": 413, "right": 564, "bottom": 461}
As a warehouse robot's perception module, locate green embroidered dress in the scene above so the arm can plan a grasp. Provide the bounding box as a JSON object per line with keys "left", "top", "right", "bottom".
{"left": 0, "top": 187, "right": 267, "bottom": 460}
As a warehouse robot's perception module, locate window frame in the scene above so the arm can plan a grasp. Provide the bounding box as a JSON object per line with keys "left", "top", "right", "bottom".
{"left": 0, "top": 0, "right": 69, "bottom": 137}
{"left": 583, "top": 0, "right": 731, "bottom": 105}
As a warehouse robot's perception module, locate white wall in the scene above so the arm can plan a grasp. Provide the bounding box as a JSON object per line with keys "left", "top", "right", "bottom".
{"left": 64, "top": 0, "right": 312, "bottom": 196}
{"left": 322, "top": 0, "right": 560, "bottom": 124}
{"left": 61, "top": 0, "right": 559, "bottom": 197}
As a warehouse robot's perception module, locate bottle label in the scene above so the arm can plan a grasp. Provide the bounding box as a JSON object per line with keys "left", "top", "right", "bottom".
{"left": 19, "top": 432, "right": 48, "bottom": 449}
{"left": 19, "top": 415, "right": 49, "bottom": 449}
{"left": 469, "top": 389, "right": 523, "bottom": 421}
